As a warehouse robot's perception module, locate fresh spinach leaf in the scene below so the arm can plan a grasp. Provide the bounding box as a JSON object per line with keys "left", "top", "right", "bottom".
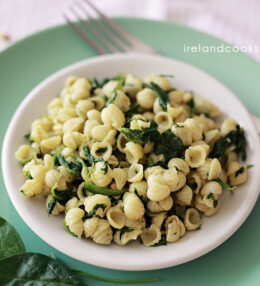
{"left": 0, "top": 253, "right": 82, "bottom": 285}
{"left": 0, "top": 217, "right": 26, "bottom": 260}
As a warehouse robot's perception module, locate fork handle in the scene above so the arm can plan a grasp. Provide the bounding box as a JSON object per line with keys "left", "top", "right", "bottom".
{"left": 251, "top": 114, "right": 260, "bottom": 135}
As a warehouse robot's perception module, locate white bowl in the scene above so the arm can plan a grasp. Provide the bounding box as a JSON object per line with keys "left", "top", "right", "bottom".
{"left": 2, "top": 54, "right": 260, "bottom": 271}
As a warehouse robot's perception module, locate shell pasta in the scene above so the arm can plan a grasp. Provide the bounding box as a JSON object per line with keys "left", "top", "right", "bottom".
{"left": 16, "top": 73, "right": 250, "bottom": 247}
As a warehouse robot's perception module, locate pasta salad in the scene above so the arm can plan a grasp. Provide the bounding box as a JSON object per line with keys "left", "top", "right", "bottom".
{"left": 15, "top": 74, "right": 250, "bottom": 247}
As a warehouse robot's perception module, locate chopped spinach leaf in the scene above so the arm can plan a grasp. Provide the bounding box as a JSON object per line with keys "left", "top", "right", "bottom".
{"left": 124, "top": 103, "right": 139, "bottom": 120}
{"left": 246, "top": 164, "right": 254, "bottom": 170}
{"left": 148, "top": 158, "right": 168, "bottom": 169}
{"left": 83, "top": 146, "right": 95, "bottom": 165}
{"left": 23, "top": 170, "right": 33, "bottom": 179}
{"left": 105, "top": 76, "right": 126, "bottom": 106}
{"left": 50, "top": 185, "right": 75, "bottom": 204}
{"left": 47, "top": 198, "right": 57, "bottom": 215}
{"left": 235, "top": 167, "right": 244, "bottom": 177}
{"left": 186, "top": 97, "right": 198, "bottom": 117}
{"left": 20, "top": 190, "right": 26, "bottom": 197}
{"left": 89, "top": 77, "right": 109, "bottom": 93}
{"left": 100, "top": 160, "right": 108, "bottom": 174}
{"left": 211, "top": 125, "right": 247, "bottom": 160}
{"left": 84, "top": 181, "right": 127, "bottom": 196}
{"left": 159, "top": 74, "right": 174, "bottom": 78}
{"left": 174, "top": 123, "right": 184, "bottom": 128}
{"left": 144, "top": 213, "right": 152, "bottom": 228}
{"left": 154, "top": 129, "right": 184, "bottom": 161}
{"left": 206, "top": 193, "right": 218, "bottom": 208}
{"left": 119, "top": 121, "right": 159, "bottom": 144}
{"left": 24, "top": 133, "right": 30, "bottom": 140}
{"left": 146, "top": 82, "right": 169, "bottom": 111}
{"left": 151, "top": 234, "right": 167, "bottom": 247}
{"left": 95, "top": 147, "right": 108, "bottom": 154}
{"left": 120, "top": 227, "right": 134, "bottom": 238}
{"left": 106, "top": 91, "right": 118, "bottom": 106}
{"left": 215, "top": 178, "right": 237, "bottom": 192}
{"left": 84, "top": 204, "right": 106, "bottom": 220}
{"left": 53, "top": 153, "right": 82, "bottom": 175}
{"left": 103, "top": 95, "right": 109, "bottom": 102}
{"left": 62, "top": 219, "right": 76, "bottom": 236}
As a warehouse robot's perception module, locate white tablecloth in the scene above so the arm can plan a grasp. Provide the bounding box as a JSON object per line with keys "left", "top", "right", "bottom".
{"left": 0, "top": 0, "right": 259, "bottom": 62}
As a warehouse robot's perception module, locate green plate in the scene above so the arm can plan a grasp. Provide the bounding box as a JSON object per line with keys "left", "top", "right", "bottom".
{"left": 0, "top": 18, "right": 259, "bottom": 286}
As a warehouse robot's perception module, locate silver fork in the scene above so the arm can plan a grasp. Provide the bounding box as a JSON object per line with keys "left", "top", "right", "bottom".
{"left": 64, "top": 0, "right": 260, "bottom": 134}
{"left": 63, "top": 0, "right": 157, "bottom": 55}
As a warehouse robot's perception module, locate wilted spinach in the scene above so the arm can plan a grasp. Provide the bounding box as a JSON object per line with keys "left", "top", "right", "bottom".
{"left": 145, "top": 82, "right": 169, "bottom": 111}
{"left": 211, "top": 125, "right": 247, "bottom": 160}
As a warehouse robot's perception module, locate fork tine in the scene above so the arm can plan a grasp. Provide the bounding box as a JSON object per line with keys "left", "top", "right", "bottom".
{"left": 82, "top": 0, "right": 136, "bottom": 45}
{"left": 71, "top": 4, "right": 120, "bottom": 54}
{"left": 81, "top": 0, "right": 132, "bottom": 52}
{"left": 63, "top": 13, "right": 106, "bottom": 55}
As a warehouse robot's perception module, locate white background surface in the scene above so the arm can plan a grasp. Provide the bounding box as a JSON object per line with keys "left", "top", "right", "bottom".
{"left": 0, "top": 0, "right": 260, "bottom": 62}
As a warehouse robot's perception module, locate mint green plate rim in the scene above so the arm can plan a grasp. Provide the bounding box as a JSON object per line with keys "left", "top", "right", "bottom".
{"left": 0, "top": 18, "right": 259, "bottom": 286}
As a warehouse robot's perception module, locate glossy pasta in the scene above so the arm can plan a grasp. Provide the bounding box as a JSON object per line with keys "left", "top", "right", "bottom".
{"left": 16, "top": 73, "right": 250, "bottom": 247}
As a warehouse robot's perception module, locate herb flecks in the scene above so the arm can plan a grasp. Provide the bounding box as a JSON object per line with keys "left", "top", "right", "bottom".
{"left": 206, "top": 192, "right": 218, "bottom": 208}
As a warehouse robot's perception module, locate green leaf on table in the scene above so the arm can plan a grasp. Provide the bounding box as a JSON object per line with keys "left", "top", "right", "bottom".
{"left": 0, "top": 217, "right": 26, "bottom": 260}
{"left": 0, "top": 253, "right": 82, "bottom": 285}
